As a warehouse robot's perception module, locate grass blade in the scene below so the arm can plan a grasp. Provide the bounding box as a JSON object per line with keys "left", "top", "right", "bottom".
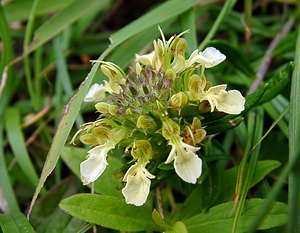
{"left": 288, "top": 25, "right": 300, "bottom": 233}
{"left": 0, "top": 122, "right": 20, "bottom": 213}
{"left": 110, "top": 0, "right": 214, "bottom": 46}
{"left": 3, "top": 0, "right": 74, "bottom": 23}
{"left": 0, "top": 213, "right": 36, "bottom": 233}
{"left": 247, "top": 26, "right": 300, "bottom": 233}
{"left": 0, "top": 4, "right": 14, "bottom": 116}
{"left": 27, "top": 0, "right": 111, "bottom": 55}
{"left": 4, "top": 108, "right": 39, "bottom": 188}
{"left": 199, "top": 0, "right": 237, "bottom": 50}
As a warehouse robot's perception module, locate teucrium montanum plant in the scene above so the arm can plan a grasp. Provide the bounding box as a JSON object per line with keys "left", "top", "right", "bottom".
{"left": 73, "top": 27, "right": 245, "bottom": 206}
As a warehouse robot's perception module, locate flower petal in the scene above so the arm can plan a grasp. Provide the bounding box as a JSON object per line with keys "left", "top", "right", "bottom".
{"left": 213, "top": 89, "right": 245, "bottom": 114}
{"left": 165, "top": 143, "right": 176, "bottom": 164}
{"left": 186, "top": 49, "right": 200, "bottom": 67}
{"left": 84, "top": 83, "right": 107, "bottom": 102}
{"left": 135, "top": 51, "right": 155, "bottom": 67}
{"left": 122, "top": 165, "right": 153, "bottom": 206}
{"left": 200, "top": 47, "right": 226, "bottom": 68}
{"left": 174, "top": 150, "right": 202, "bottom": 184}
{"left": 80, "top": 146, "right": 109, "bottom": 185}
{"left": 122, "top": 174, "right": 151, "bottom": 206}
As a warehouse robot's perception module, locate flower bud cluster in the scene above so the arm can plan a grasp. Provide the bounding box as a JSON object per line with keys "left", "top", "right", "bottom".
{"left": 75, "top": 27, "right": 245, "bottom": 206}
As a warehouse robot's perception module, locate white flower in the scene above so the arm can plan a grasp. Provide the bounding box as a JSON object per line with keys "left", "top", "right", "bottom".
{"left": 135, "top": 51, "right": 155, "bottom": 67}
{"left": 165, "top": 137, "right": 202, "bottom": 184}
{"left": 84, "top": 82, "right": 111, "bottom": 102}
{"left": 122, "top": 162, "right": 155, "bottom": 206}
{"left": 80, "top": 143, "right": 114, "bottom": 185}
{"left": 200, "top": 84, "right": 245, "bottom": 114}
{"left": 186, "top": 47, "right": 226, "bottom": 68}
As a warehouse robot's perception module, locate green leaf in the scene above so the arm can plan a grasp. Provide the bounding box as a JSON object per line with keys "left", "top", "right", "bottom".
{"left": 61, "top": 146, "right": 123, "bottom": 197}
{"left": 4, "top": 107, "right": 39, "bottom": 188}
{"left": 3, "top": 0, "right": 74, "bottom": 23}
{"left": 0, "top": 213, "right": 36, "bottom": 233}
{"left": 152, "top": 209, "right": 170, "bottom": 231}
{"left": 244, "top": 85, "right": 265, "bottom": 112}
{"left": 59, "top": 194, "right": 158, "bottom": 232}
{"left": 29, "top": 178, "right": 76, "bottom": 230}
{"left": 288, "top": 25, "right": 300, "bottom": 233}
{"left": 27, "top": 0, "right": 111, "bottom": 54}
{"left": 183, "top": 199, "right": 287, "bottom": 233}
{"left": 0, "top": 4, "right": 15, "bottom": 116}
{"left": 217, "top": 160, "right": 281, "bottom": 203}
{"left": 0, "top": 122, "right": 19, "bottom": 213}
{"left": 207, "top": 40, "right": 255, "bottom": 77}
{"left": 257, "top": 62, "right": 293, "bottom": 105}
{"left": 110, "top": 0, "right": 211, "bottom": 46}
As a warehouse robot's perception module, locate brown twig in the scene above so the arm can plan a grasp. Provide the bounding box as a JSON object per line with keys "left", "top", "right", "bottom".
{"left": 248, "top": 17, "right": 295, "bottom": 95}
{"left": 156, "top": 186, "right": 164, "bottom": 220}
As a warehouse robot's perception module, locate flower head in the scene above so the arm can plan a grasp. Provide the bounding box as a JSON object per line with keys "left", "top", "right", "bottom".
{"left": 75, "top": 27, "right": 246, "bottom": 206}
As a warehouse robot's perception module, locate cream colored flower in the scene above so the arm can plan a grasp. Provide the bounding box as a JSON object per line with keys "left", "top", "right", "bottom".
{"left": 80, "top": 143, "right": 114, "bottom": 185}
{"left": 200, "top": 84, "right": 245, "bottom": 114}
{"left": 187, "top": 47, "right": 226, "bottom": 68}
{"left": 135, "top": 51, "right": 155, "bottom": 67}
{"left": 122, "top": 162, "right": 155, "bottom": 206}
{"left": 165, "top": 137, "right": 202, "bottom": 184}
{"left": 84, "top": 82, "right": 110, "bottom": 102}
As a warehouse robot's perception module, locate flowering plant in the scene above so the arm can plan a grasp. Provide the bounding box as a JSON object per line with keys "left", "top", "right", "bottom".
{"left": 72, "top": 27, "right": 245, "bottom": 206}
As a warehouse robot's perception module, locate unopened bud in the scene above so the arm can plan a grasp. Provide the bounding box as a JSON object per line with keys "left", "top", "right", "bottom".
{"left": 95, "top": 102, "right": 118, "bottom": 115}
{"left": 79, "top": 133, "right": 97, "bottom": 145}
{"left": 162, "top": 118, "right": 180, "bottom": 140}
{"left": 165, "top": 68, "right": 176, "bottom": 80}
{"left": 188, "top": 74, "right": 206, "bottom": 99}
{"left": 137, "top": 115, "right": 157, "bottom": 134}
{"left": 92, "top": 126, "right": 112, "bottom": 143}
{"left": 131, "top": 140, "right": 153, "bottom": 161}
{"left": 173, "top": 38, "right": 187, "bottom": 56}
{"left": 170, "top": 92, "right": 188, "bottom": 109}
{"left": 101, "top": 63, "right": 125, "bottom": 85}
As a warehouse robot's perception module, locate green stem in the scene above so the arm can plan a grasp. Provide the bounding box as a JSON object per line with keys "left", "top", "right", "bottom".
{"left": 199, "top": 0, "right": 237, "bottom": 50}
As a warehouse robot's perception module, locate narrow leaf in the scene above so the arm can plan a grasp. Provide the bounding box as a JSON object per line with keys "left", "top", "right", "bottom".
{"left": 0, "top": 213, "right": 36, "bottom": 233}
{"left": 0, "top": 122, "right": 19, "bottom": 213}
{"left": 4, "top": 107, "right": 39, "bottom": 187}
{"left": 3, "top": 0, "right": 74, "bottom": 23}
{"left": 110, "top": 0, "right": 212, "bottom": 46}
{"left": 257, "top": 62, "right": 293, "bottom": 105}
{"left": 27, "top": 0, "right": 111, "bottom": 54}
{"left": 288, "top": 25, "right": 300, "bottom": 233}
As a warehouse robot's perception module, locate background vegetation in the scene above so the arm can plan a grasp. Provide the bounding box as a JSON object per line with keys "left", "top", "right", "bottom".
{"left": 0, "top": 0, "right": 299, "bottom": 232}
